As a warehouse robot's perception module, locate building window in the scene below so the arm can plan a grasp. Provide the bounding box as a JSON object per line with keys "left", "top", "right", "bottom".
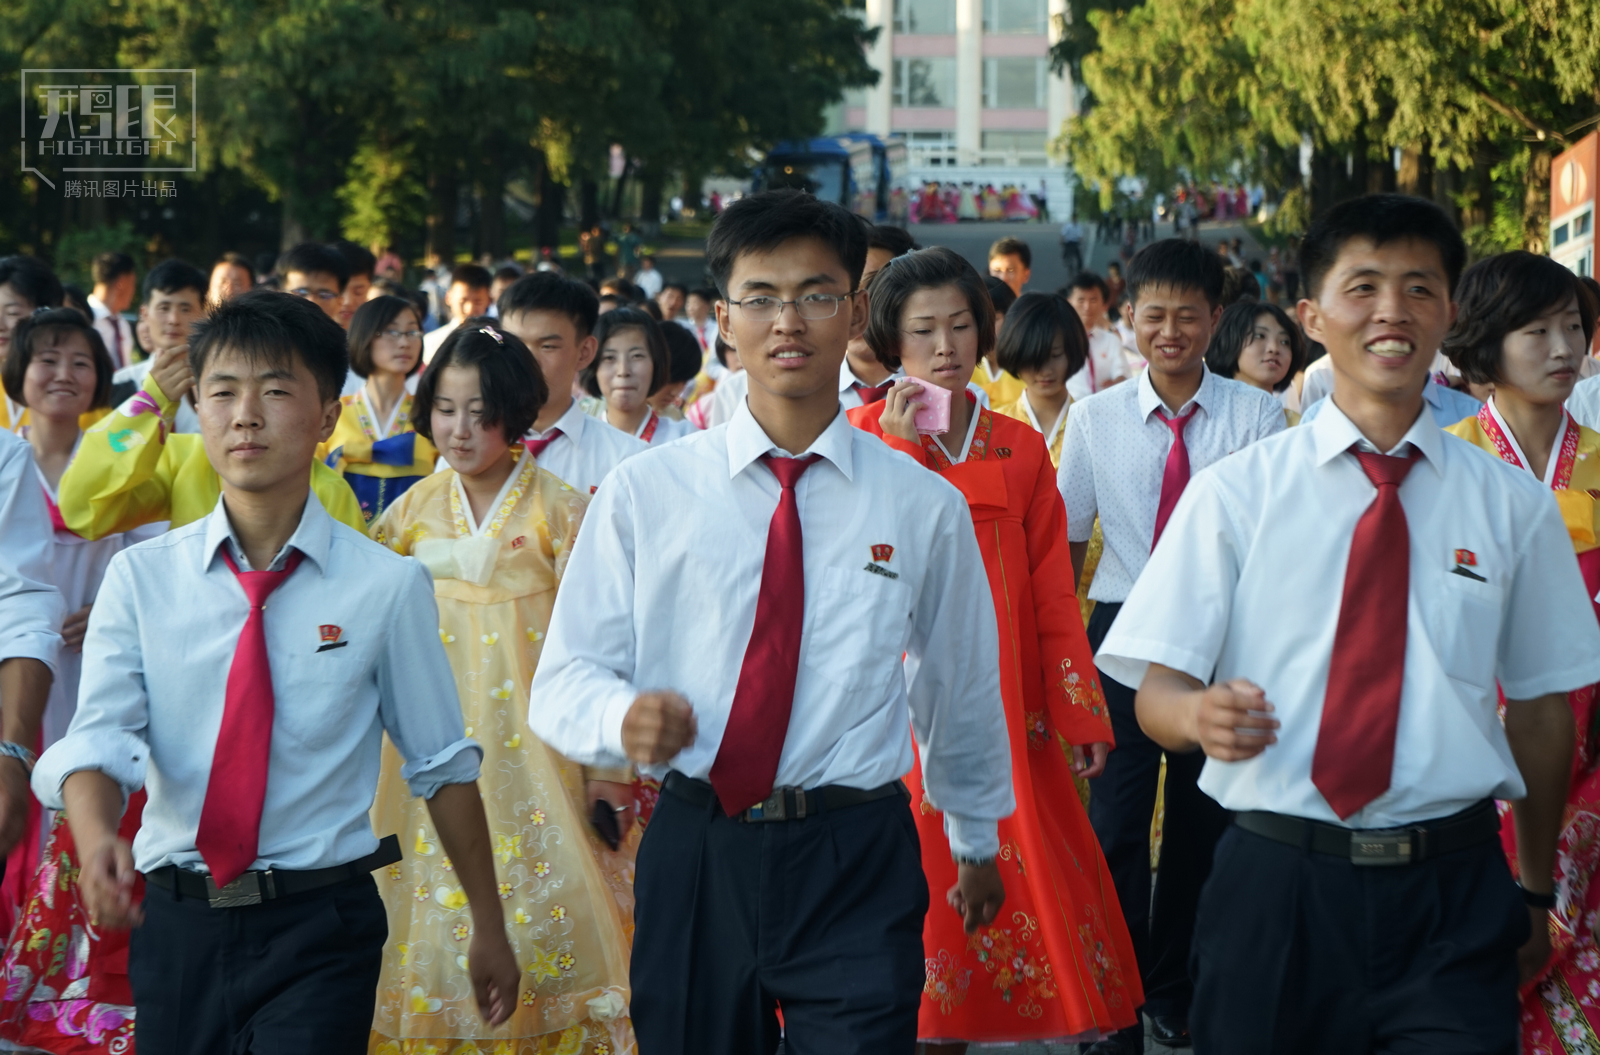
{"left": 983, "top": 0, "right": 1047, "bottom": 34}
{"left": 893, "top": 0, "right": 956, "bottom": 34}
{"left": 894, "top": 57, "right": 957, "bottom": 107}
{"left": 1555, "top": 222, "right": 1570, "bottom": 247}
{"left": 1577, "top": 211, "right": 1593, "bottom": 237}
{"left": 981, "top": 131, "right": 1048, "bottom": 164}
{"left": 903, "top": 130, "right": 959, "bottom": 166}
{"left": 983, "top": 58, "right": 1046, "bottom": 109}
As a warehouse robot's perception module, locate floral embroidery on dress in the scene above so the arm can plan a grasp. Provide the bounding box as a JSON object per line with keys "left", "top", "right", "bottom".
{"left": 924, "top": 948, "right": 972, "bottom": 1013}
{"left": 1024, "top": 709, "right": 1050, "bottom": 749}
{"left": 1077, "top": 902, "right": 1129, "bottom": 1007}
{"left": 997, "top": 839, "right": 1027, "bottom": 877}
{"left": 968, "top": 911, "right": 1057, "bottom": 1018}
{"left": 1059, "top": 657, "right": 1108, "bottom": 723}
{"left": 920, "top": 408, "right": 994, "bottom": 470}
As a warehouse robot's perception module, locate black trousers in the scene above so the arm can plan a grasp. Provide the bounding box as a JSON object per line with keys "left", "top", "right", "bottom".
{"left": 130, "top": 873, "right": 387, "bottom": 1054}
{"left": 1192, "top": 824, "right": 1528, "bottom": 1054}
{"left": 1085, "top": 601, "right": 1230, "bottom": 1042}
{"left": 630, "top": 780, "right": 929, "bottom": 1055}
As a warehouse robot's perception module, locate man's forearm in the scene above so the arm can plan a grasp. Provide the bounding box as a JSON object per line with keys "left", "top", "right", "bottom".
{"left": 1506, "top": 694, "right": 1576, "bottom": 894}
{"left": 425, "top": 782, "right": 504, "bottom": 927}
{"left": 61, "top": 769, "right": 127, "bottom": 851}
{"left": 1069, "top": 540, "right": 1088, "bottom": 591}
{"left": 0, "top": 657, "right": 51, "bottom": 749}
{"left": 1135, "top": 664, "right": 1205, "bottom": 752}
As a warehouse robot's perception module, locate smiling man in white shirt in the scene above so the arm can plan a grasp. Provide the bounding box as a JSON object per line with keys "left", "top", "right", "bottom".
{"left": 530, "top": 189, "right": 1013, "bottom": 1055}
{"left": 1101, "top": 195, "right": 1600, "bottom": 1054}
{"left": 34, "top": 290, "right": 519, "bottom": 1054}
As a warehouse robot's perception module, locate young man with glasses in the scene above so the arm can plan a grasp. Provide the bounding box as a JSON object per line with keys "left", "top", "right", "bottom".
{"left": 530, "top": 189, "right": 1014, "bottom": 1055}
{"left": 277, "top": 243, "right": 350, "bottom": 327}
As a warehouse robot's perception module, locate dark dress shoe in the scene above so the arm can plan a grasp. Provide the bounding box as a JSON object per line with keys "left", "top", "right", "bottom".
{"left": 1149, "top": 1014, "right": 1192, "bottom": 1047}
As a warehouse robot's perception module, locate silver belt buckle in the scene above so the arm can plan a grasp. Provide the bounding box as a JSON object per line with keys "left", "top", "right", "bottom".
{"left": 204, "top": 871, "right": 265, "bottom": 907}
{"left": 1349, "top": 828, "right": 1421, "bottom": 866}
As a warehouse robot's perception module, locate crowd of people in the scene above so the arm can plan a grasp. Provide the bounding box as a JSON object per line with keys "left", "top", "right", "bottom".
{"left": 0, "top": 186, "right": 1596, "bottom": 1055}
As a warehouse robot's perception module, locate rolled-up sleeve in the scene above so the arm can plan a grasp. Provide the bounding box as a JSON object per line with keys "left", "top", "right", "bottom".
{"left": 33, "top": 554, "right": 147, "bottom": 808}
{"left": 376, "top": 560, "right": 482, "bottom": 798}
{"left": 904, "top": 489, "right": 1014, "bottom": 860}
{"left": 0, "top": 436, "right": 65, "bottom": 671}
{"left": 528, "top": 473, "right": 640, "bottom": 772}
{"left": 1498, "top": 495, "right": 1600, "bottom": 701}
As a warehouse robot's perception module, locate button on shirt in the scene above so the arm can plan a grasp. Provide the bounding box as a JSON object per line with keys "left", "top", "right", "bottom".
{"left": 0, "top": 431, "right": 65, "bottom": 672}
{"left": 529, "top": 402, "right": 1015, "bottom": 858}
{"left": 1095, "top": 402, "right": 1600, "bottom": 828}
{"left": 1057, "top": 366, "right": 1286, "bottom": 603}
{"left": 33, "top": 492, "right": 481, "bottom": 874}
{"left": 525, "top": 397, "right": 647, "bottom": 496}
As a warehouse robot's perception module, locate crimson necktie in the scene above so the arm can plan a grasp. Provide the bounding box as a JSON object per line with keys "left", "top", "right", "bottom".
{"left": 1151, "top": 405, "right": 1200, "bottom": 548}
{"left": 523, "top": 428, "right": 563, "bottom": 458}
{"left": 1312, "top": 449, "right": 1420, "bottom": 819}
{"left": 858, "top": 382, "right": 893, "bottom": 405}
{"left": 195, "top": 547, "right": 305, "bottom": 886}
{"left": 709, "top": 453, "right": 822, "bottom": 814}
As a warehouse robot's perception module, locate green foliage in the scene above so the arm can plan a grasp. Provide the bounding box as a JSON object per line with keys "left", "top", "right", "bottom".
{"left": 53, "top": 221, "right": 145, "bottom": 286}
{"left": 339, "top": 141, "right": 430, "bottom": 250}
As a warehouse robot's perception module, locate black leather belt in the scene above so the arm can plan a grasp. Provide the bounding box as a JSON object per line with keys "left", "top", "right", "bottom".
{"left": 1234, "top": 800, "right": 1500, "bottom": 867}
{"left": 145, "top": 834, "right": 403, "bottom": 907}
{"left": 663, "top": 771, "right": 907, "bottom": 822}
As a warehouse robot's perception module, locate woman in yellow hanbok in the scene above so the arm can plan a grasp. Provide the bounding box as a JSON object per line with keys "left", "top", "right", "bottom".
{"left": 370, "top": 323, "right": 636, "bottom": 1055}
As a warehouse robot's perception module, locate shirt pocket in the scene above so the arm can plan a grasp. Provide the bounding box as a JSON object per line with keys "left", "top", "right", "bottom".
{"left": 803, "top": 564, "right": 914, "bottom": 693}
{"left": 1427, "top": 572, "right": 1504, "bottom": 694}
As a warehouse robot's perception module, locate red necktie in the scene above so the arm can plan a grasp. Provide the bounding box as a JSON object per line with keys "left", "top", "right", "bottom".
{"left": 710, "top": 453, "right": 821, "bottom": 814}
{"left": 195, "top": 547, "right": 305, "bottom": 886}
{"left": 858, "top": 382, "right": 893, "bottom": 405}
{"left": 523, "top": 428, "right": 563, "bottom": 458}
{"left": 1151, "top": 405, "right": 1200, "bottom": 548}
{"left": 1312, "top": 449, "right": 1420, "bottom": 819}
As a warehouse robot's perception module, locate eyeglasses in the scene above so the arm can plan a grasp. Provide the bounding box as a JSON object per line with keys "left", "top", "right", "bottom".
{"left": 727, "top": 291, "right": 857, "bottom": 322}
{"left": 380, "top": 329, "right": 424, "bottom": 342}
{"left": 288, "top": 287, "right": 340, "bottom": 302}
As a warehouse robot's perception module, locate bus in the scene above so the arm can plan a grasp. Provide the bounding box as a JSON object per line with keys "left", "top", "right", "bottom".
{"left": 755, "top": 135, "right": 908, "bottom": 225}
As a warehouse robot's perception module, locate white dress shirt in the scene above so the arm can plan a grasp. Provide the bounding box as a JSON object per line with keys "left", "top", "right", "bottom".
{"left": 635, "top": 267, "right": 664, "bottom": 299}
{"left": 525, "top": 396, "right": 647, "bottom": 496}
{"left": 422, "top": 317, "right": 461, "bottom": 363}
{"left": 838, "top": 359, "right": 902, "bottom": 411}
{"left": 1058, "top": 366, "right": 1286, "bottom": 603}
{"left": 88, "top": 295, "right": 135, "bottom": 370}
{"left": 1096, "top": 401, "right": 1600, "bottom": 828}
{"left": 528, "top": 402, "right": 1015, "bottom": 857}
{"left": 0, "top": 431, "right": 64, "bottom": 672}
{"left": 1568, "top": 373, "right": 1600, "bottom": 432}
{"left": 33, "top": 492, "right": 481, "bottom": 874}
{"left": 1067, "top": 326, "right": 1132, "bottom": 402}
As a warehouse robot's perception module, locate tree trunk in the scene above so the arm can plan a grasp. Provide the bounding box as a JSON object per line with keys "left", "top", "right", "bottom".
{"left": 1523, "top": 146, "right": 1552, "bottom": 254}
{"left": 426, "top": 165, "right": 458, "bottom": 265}
{"left": 537, "top": 159, "right": 565, "bottom": 251}
{"left": 478, "top": 153, "right": 507, "bottom": 261}
{"left": 279, "top": 183, "right": 308, "bottom": 250}
{"left": 639, "top": 167, "right": 664, "bottom": 233}
{"left": 579, "top": 177, "right": 600, "bottom": 231}
{"left": 610, "top": 161, "right": 632, "bottom": 219}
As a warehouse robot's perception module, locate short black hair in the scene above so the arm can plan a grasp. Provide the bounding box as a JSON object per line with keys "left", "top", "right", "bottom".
{"left": 988, "top": 236, "right": 1031, "bottom": 269}
{"left": 450, "top": 264, "right": 493, "bottom": 291}
{"left": 4, "top": 307, "right": 115, "bottom": 409}
{"left": 143, "top": 258, "right": 208, "bottom": 303}
{"left": 869, "top": 224, "right": 919, "bottom": 257}
{"left": 1064, "top": 270, "right": 1110, "bottom": 302}
{"left": 1442, "top": 251, "right": 1597, "bottom": 386}
{"left": 492, "top": 265, "right": 523, "bottom": 285}
{"left": 706, "top": 189, "right": 869, "bottom": 297}
{"left": 497, "top": 271, "right": 601, "bottom": 339}
{"left": 214, "top": 251, "right": 255, "bottom": 283}
{"left": 582, "top": 307, "right": 671, "bottom": 398}
{"left": 60, "top": 284, "right": 92, "bottom": 318}
{"left": 1126, "top": 239, "right": 1226, "bottom": 308}
{"left": 659, "top": 320, "right": 706, "bottom": 384}
{"left": 996, "top": 292, "right": 1088, "bottom": 379}
{"left": 92, "top": 251, "right": 136, "bottom": 286}
{"left": 0, "top": 256, "right": 64, "bottom": 310}
{"left": 276, "top": 243, "right": 351, "bottom": 291}
{"left": 348, "top": 295, "right": 424, "bottom": 379}
{"left": 330, "top": 240, "right": 376, "bottom": 281}
{"left": 660, "top": 282, "right": 688, "bottom": 299}
{"left": 599, "top": 276, "right": 641, "bottom": 303}
{"left": 1204, "top": 301, "right": 1305, "bottom": 392}
{"left": 413, "top": 319, "right": 546, "bottom": 443}
{"left": 1221, "top": 267, "right": 1261, "bottom": 306}
{"left": 688, "top": 287, "right": 719, "bottom": 304}
{"left": 1299, "top": 193, "right": 1466, "bottom": 300}
{"left": 714, "top": 333, "right": 735, "bottom": 369}
{"left": 865, "top": 247, "right": 996, "bottom": 371}
{"left": 984, "top": 275, "right": 1017, "bottom": 317}
{"left": 189, "top": 289, "right": 348, "bottom": 404}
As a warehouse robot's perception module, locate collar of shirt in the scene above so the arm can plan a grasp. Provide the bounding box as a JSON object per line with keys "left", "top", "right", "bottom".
{"left": 201, "top": 489, "right": 332, "bottom": 574}
{"left": 725, "top": 399, "right": 855, "bottom": 483}
{"left": 1137, "top": 363, "right": 1217, "bottom": 421}
{"left": 1309, "top": 395, "right": 1443, "bottom": 471}
{"left": 839, "top": 359, "right": 901, "bottom": 394}
{"left": 529, "top": 396, "right": 591, "bottom": 448}
{"left": 1485, "top": 395, "right": 1568, "bottom": 487}
{"left": 86, "top": 294, "right": 111, "bottom": 321}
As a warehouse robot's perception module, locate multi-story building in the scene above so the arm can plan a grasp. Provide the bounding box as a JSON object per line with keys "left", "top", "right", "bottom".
{"left": 830, "top": 0, "right": 1077, "bottom": 218}
{"left": 1551, "top": 131, "right": 1596, "bottom": 279}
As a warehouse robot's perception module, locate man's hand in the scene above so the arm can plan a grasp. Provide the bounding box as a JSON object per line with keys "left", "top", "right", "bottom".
{"left": 1191, "top": 678, "right": 1278, "bottom": 761}
{"left": 466, "top": 927, "right": 521, "bottom": 1025}
{"left": 78, "top": 835, "right": 143, "bottom": 929}
{"left": 0, "top": 758, "right": 30, "bottom": 858}
{"left": 878, "top": 379, "right": 926, "bottom": 445}
{"left": 586, "top": 779, "right": 635, "bottom": 839}
{"left": 148, "top": 343, "right": 194, "bottom": 404}
{"left": 1519, "top": 906, "right": 1553, "bottom": 985}
{"left": 948, "top": 861, "right": 1005, "bottom": 934}
{"left": 1070, "top": 742, "right": 1110, "bottom": 780}
{"left": 61, "top": 605, "right": 92, "bottom": 653}
{"left": 620, "top": 692, "right": 697, "bottom": 765}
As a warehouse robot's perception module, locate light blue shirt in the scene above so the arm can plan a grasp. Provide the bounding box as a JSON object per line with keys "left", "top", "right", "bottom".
{"left": 1301, "top": 380, "right": 1482, "bottom": 429}
{"left": 34, "top": 492, "right": 480, "bottom": 874}
{"left": 0, "top": 430, "right": 64, "bottom": 672}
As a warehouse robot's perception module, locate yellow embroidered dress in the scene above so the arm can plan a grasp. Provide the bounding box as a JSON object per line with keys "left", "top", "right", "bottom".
{"left": 370, "top": 450, "right": 636, "bottom": 1055}
{"left": 323, "top": 389, "right": 438, "bottom": 523}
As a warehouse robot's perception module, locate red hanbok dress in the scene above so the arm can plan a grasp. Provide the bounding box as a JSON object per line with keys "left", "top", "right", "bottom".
{"left": 848, "top": 398, "right": 1142, "bottom": 1044}
{"left": 1448, "top": 403, "right": 1600, "bottom": 1053}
